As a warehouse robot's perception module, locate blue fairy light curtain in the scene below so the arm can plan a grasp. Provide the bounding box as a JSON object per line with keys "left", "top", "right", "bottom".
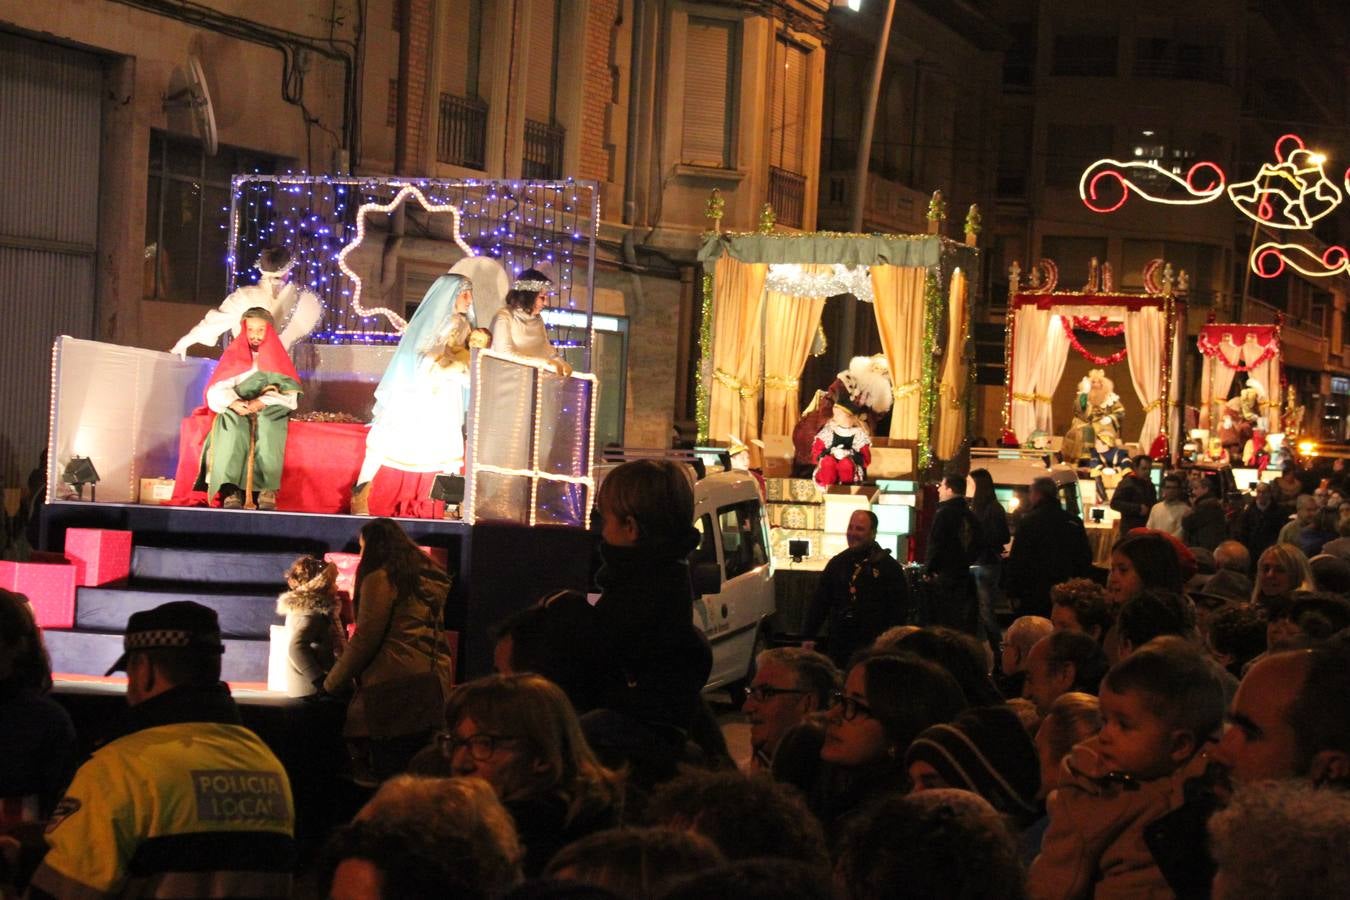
{"left": 226, "top": 175, "right": 598, "bottom": 346}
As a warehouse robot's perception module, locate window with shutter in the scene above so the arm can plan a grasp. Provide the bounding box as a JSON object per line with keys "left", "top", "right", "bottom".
{"left": 770, "top": 37, "right": 807, "bottom": 176}
{"left": 525, "top": 0, "right": 560, "bottom": 124}
{"left": 682, "top": 17, "right": 736, "bottom": 168}
{"left": 442, "top": 0, "right": 484, "bottom": 99}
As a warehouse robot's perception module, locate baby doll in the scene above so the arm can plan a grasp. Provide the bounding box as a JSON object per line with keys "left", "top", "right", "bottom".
{"left": 810, "top": 389, "right": 872, "bottom": 486}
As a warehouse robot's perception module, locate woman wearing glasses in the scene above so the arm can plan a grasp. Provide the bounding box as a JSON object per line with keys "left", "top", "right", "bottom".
{"left": 434, "top": 673, "right": 622, "bottom": 877}
{"left": 776, "top": 652, "right": 967, "bottom": 834}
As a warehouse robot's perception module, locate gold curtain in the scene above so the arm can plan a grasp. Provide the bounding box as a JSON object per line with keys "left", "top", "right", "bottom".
{"left": 870, "top": 265, "right": 928, "bottom": 439}
{"left": 708, "top": 257, "right": 768, "bottom": 454}
{"left": 935, "top": 268, "right": 969, "bottom": 458}
{"left": 762, "top": 269, "right": 827, "bottom": 437}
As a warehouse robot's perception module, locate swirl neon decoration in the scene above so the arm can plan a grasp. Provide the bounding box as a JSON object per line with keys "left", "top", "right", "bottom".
{"left": 1061, "top": 316, "right": 1128, "bottom": 365}
{"left": 1079, "top": 159, "right": 1226, "bottom": 213}
{"left": 336, "top": 184, "right": 477, "bottom": 332}
{"left": 1251, "top": 242, "right": 1350, "bottom": 279}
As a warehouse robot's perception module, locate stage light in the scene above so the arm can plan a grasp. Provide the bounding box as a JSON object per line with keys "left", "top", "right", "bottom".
{"left": 62, "top": 456, "right": 100, "bottom": 501}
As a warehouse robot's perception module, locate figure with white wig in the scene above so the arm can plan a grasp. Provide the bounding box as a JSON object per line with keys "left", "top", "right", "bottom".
{"left": 350, "top": 273, "right": 475, "bottom": 516}
{"left": 170, "top": 245, "right": 322, "bottom": 358}
{"left": 1062, "top": 369, "right": 1125, "bottom": 465}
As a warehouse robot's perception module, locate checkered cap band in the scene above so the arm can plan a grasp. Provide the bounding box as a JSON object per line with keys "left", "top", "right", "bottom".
{"left": 511, "top": 279, "right": 550, "bottom": 292}
{"left": 125, "top": 629, "right": 197, "bottom": 651}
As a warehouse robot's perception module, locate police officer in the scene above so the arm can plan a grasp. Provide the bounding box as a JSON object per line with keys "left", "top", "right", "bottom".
{"left": 28, "top": 601, "right": 295, "bottom": 898}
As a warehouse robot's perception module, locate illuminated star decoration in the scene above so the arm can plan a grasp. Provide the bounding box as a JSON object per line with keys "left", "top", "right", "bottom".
{"left": 335, "top": 184, "right": 476, "bottom": 332}
{"left": 1227, "top": 134, "right": 1341, "bottom": 229}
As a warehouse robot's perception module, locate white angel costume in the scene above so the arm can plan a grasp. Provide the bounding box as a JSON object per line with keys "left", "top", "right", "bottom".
{"left": 356, "top": 274, "right": 472, "bottom": 485}
{"left": 171, "top": 259, "right": 322, "bottom": 357}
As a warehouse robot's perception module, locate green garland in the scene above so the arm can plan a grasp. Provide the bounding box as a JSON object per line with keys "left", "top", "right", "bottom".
{"left": 696, "top": 271, "right": 714, "bottom": 442}
{"left": 917, "top": 269, "right": 943, "bottom": 472}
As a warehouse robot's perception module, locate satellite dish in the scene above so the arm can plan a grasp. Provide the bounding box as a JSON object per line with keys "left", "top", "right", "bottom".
{"left": 163, "top": 54, "right": 218, "bottom": 156}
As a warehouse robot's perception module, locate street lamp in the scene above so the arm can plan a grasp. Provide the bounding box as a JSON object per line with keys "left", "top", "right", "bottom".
{"left": 835, "top": 0, "right": 896, "bottom": 369}
{"left": 845, "top": 0, "right": 897, "bottom": 234}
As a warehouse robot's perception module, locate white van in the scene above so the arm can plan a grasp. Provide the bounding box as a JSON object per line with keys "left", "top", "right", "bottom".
{"left": 688, "top": 468, "right": 777, "bottom": 694}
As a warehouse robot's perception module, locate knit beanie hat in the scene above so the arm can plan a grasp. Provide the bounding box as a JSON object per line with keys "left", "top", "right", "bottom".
{"left": 904, "top": 705, "right": 1041, "bottom": 825}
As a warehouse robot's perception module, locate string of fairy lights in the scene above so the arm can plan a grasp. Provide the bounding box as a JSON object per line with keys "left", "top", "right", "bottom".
{"left": 224, "top": 174, "right": 599, "bottom": 354}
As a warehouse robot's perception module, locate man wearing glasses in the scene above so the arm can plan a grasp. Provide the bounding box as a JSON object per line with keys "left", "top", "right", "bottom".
{"left": 742, "top": 648, "right": 840, "bottom": 771}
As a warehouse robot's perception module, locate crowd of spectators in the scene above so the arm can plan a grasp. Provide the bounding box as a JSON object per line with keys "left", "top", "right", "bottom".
{"left": 4, "top": 456, "right": 1350, "bottom": 899}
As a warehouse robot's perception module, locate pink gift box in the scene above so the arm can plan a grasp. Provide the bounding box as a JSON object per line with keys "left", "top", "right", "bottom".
{"left": 0, "top": 560, "right": 77, "bottom": 628}
{"left": 325, "top": 546, "right": 451, "bottom": 597}
{"left": 63, "top": 528, "right": 133, "bottom": 587}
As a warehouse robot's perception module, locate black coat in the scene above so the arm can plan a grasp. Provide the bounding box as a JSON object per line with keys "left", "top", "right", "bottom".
{"left": 926, "top": 496, "right": 985, "bottom": 579}
{"left": 1110, "top": 472, "right": 1158, "bottom": 534}
{"left": 1182, "top": 497, "right": 1228, "bottom": 551}
{"left": 587, "top": 531, "right": 712, "bottom": 733}
{"left": 1234, "top": 500, "right": 1286, "bottom": 566}
{"left": 1005, "top": 502, "right": 1094, "bottom": 617}
{"left": 972, "top": 500, "right": 1011, "bottom": 565}
{"left": 804, "top": 540, "right": 909, "bottom": 666}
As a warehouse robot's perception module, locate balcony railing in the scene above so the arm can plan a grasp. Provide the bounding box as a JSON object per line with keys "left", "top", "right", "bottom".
{"left": 438, "top": 93, "right": 488, "bottom": 170}
{"left": 768, "top": 166, "right": 806, "bottom": 229}
{"left": 523, "top": 119, "right": 565, "bottom": 180}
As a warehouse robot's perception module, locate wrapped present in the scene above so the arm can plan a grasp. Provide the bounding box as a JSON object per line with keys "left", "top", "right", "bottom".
{"left": 820, "top": 533, "right": 849, "bottom": 559}
{"left": 0, "top": 560, "right": 77, "bottom": 628}
{"left": 872, "top": 504, "right": 911, "bottom": 535}
{"left": 63, "top": 528, "right": 133, "bottom": 587}
{"left": 326, "top": 546, "right": 450, "bottom": 601}
{"left": 875, "top": 533, "right": 909, "bottom": 561}
{"left": 138, "top": 477, "right": 176, "bottom": 505}
{"left": 765, "top": 477, "right": 822, "bottom": 503}
{"left": 874, "top": 492, "right": 917, "bottom": 506}
{"left": 766, "top": 502, "right": 826, "bottom": 530}
{"left": 823, "top": 486, "right": 878, "bottom": 533}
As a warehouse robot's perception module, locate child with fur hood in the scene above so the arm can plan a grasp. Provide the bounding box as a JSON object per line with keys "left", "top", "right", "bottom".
{"left": 277, "top": 556, "right": 346, "bottom": 697}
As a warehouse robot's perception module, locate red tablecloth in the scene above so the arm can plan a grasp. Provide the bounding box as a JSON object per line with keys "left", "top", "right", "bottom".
{"left": 170, "top": 413, "right": 446, "bottom": 517}
{"left": 171, "top": 413, "right": 368, "bottom": 513}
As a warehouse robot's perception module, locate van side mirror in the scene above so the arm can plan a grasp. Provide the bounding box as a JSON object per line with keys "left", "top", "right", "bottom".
{"left": 691, "top": 561, "right": 722, "bottom": 599}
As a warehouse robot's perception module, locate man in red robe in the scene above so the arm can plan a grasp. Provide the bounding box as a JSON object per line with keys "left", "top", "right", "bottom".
{"left": 194, "top": 308, "right": 302, "bottom": 509}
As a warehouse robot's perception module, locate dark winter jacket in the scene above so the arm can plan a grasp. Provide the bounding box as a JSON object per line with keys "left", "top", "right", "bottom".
{"left": 588, "top": 531, "right": 712, "bottom": 733}
{"left": 1182, "top": 497, "right": 1228, "bottom": 552}
{"left": 972, "top": 500, "right": 1011, "bottom": 565}
{"left": 1110, "top": 472, "right": 1158, "bottom": 534}
{"left": 804, "top": 540, "right": 909, "bottom": 667}
{"left": 1006, "top": 501, "right": 1094, "bottom": 617}
{"left": 926, "top": 496, "right": 985, "bottom": 579}
{"left": 276, "top": 585, "right": 344, "bottom": 697}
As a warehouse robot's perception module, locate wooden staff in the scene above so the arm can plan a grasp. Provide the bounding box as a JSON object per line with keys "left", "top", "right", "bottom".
{"left": 243, "top": 411, "right": 258, "bottom": 510}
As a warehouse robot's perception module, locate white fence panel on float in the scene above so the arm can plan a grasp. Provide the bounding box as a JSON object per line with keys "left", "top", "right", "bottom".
{"left": 47, "top": 337, "right": 212, "bottom": 504}
{"left": 463, "top": 349, "right": 597, "bottom": 527}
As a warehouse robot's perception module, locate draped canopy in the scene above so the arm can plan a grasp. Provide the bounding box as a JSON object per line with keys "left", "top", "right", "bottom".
{"left": 1197, "top": 323, "right": 1281, "bottom": 431}
{"left": 698, "top": 232, "right": 980, "bottom": 464}
{"left": 1005, "top": 291, "right": 1185, "bottom": 456}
